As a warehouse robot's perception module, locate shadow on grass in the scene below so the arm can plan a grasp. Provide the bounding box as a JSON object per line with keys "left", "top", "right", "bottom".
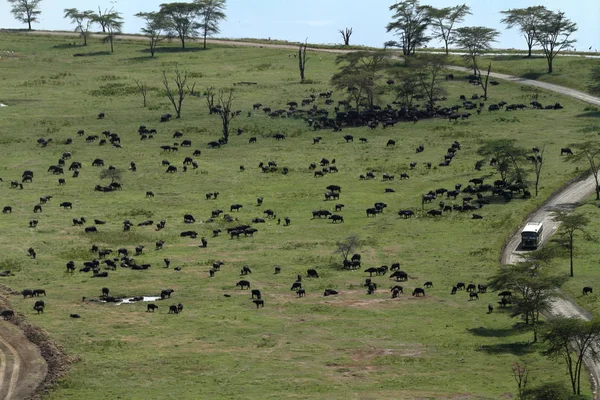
{"left": 575, "top": 111, "right": 600, "bottom": 118}
{"left": 53, "top": 43, "right": 85, "bottom": 49}
{"left": 477, "top": 341, "right": 535, "bottom": 356}
{"left": 467, "top": 326, "right": 522, "bottom": 338}
{"left": 521, "top": 72, "right": 546, "bottom": 80}
{"left": 73, "top": 51, "right": 112, "bottom": 57}
{"left": 144, "top": 47, "right": 209, "bottom": 54}
{"left": 490, "top": 55, "right": 530, "bottom": 61}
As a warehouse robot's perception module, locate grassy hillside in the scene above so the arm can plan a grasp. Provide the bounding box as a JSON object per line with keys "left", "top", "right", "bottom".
{"left": 0, "top": 33, "right": 598, "bottom": 399}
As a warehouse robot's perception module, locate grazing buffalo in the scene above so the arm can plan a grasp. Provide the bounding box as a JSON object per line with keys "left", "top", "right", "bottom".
{"left": 307, "top": 269, "right": 319, "bottom": 278}
{"left": 60, "top": 202, "right": 73, "bottom": 209}
{"left": 488, "top": 304, "right": 494, "bottom": 313}
{"left": 236, "top": 280, "right": 251, "bottom": 289}
{"left": 386, "top": 139, "right": 396, "bottom": 147}
{"left": 391, "top": 286, "right": 402, "bottom": 298}
{"left": 85, "top": 226, "right": 98, "bottom": 233}
{"left": 230, "top": 204, "right": 243, "bottom": 212}
{"left": 469, "top": 292, "right": 479, "bottom": 300}
{"left": 424, "top": 281, "right": 433, "bottom": 288}
{"left": 390, "top": 270, "right": 408, "bottom": 281}
{"left": 427, "top": 210, "right": 442, "bottom": 217}
{"left": 329, "top": 214, "right": 344, "bottom": 223}
{"left": 92, "top": 159, "right": 104, "bottom": 167}
{"left": 291, "top": 281, "right": 302, "bottom": 291}
{"left": 147, "top": 304, "right": 158, "bottom": 312}
{"left": 343, "top": 135, "right": 354, "bottom": 143}
{"left": 168, "top": 305, "right": 179, "bottom": 314}
{"left": 296, "top": 288, "right": 306, "bottom": 297}
{"left": 412, "top": 288, "right": 425, "bottom": 297}
{"left": 560, "top": 147, "right": 573, "bottom": 156}
{"left": 161, "top": 289, "right": 175, "bottom": 299}
{"left": 33, "top": 289, "right": 46, "bottom": 296}
{"left": 22, "top": 289, "right": 35, "bottom": 298}
{"left": 583, "top": 286, "right": 593, "bottom": 295}
{"left": 241, "top": 265, "right": 252, "bottom": 275}
{"left": 466, "top": 284, "right": 476, "bottom": 292}
{"left": 323, "top": 289, "right": 338, "bottom": 296}
{"left": 3, "top": 206, "right": 12, "bottom": 213}
{"left": 34, "top": 304, "right": 44, "bottom": 314}
{"left": 250, "top": 289, "right": 262, "bottom": 300}
{"left": 252, "top": 299, "right": 264, "bottom": 308}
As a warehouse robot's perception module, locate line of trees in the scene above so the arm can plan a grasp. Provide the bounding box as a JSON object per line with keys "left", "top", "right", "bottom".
{"left": 386, "top": 1, "right": 578, "bottom": 73}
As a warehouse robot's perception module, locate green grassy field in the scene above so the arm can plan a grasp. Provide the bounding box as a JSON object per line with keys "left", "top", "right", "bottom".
{"left": 446, "top": 53, "right": 600, "bottom": 94}
{"left": 0, "top": 33, "right": 598, "bottom": 399}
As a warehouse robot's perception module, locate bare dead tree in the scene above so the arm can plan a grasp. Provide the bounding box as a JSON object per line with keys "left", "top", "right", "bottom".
{"left": 205, "top": 86, "right": 215, "bottom": 112}
{"left": 339, "top": 27, "right": 353, "bottom": 46}
{"left": 333, "top": 235, "right": 360, "bottom": 262}
{"left": 298, "top": 38, "right": 309, "bottom": 83}
{"left": 133, "top": 79, "right": 149, "bottom": 108}
{"left": 161, "top": 67, "right": 193, "bottom": 119}
{"left": 217, "top": 88, "right": 236, "bottom": 142}
{"left": 512, "top": 362, "right": 529, "bottom": 400}
{"left": 533, "top": 145, "right": 545, "bottom": 196}
{"left": 477, "top": 62, "right": 492, "bottom": 100}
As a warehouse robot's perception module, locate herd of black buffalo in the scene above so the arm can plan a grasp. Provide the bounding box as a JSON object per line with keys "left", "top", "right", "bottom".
{"left": 0, "top": 74, "right": 570, "bottom": 320}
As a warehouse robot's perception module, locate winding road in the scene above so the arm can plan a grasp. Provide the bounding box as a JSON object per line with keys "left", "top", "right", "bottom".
{"left": 1, "top": 30, "right": 600, "bottom": 398}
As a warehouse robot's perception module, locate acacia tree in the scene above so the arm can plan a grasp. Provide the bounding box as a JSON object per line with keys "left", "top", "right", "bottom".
{"left": 298, "top": 39, "right": 309, "bottom": 83}
{"left": 551, "top": 210, "right": 590, "bottom": 277}
{"left": 564, "top": 142, "right": 600, "bottom": 200}
{"left": 453, "top": 26, "right": 499, "bottom": 75}
{"left": 216, "top": 88, "right": 236, "bottom": 142}
{"left": 8, "top": 0, "right": 42, "bottom": 30}
{"left": 331, "top": 51, "right": 389, "bottom": 110}
{"left": 93, "top": 11, "right": 123, "bottom": 53}
{"left": 95, "top": 6, "right": 115, "bottom": 33}
{"left": 542, "top": 317, "right": 600, "bottom": 395}
{"left": 338, "top": 27, "right": 353, "bottom": 46}
{"left": 488, "top": 257, "right": 564, "bottom": 342}
{"left": 535, "top": 10, "right": 577, "bottom": 73}
{"left": 133, "top": 79, "right": 149, "bottom": 107}
{"left": 386, "top": 0, "right": 431, "bottom": 56}
{"left": 195, "top": 0, "right": 227, "bottom": 49}
{"left": 162, "top": 67, "right": 194, "bottom": 119}
{"left": 64, "top": 8, "right": 95, "bottom": 46}
{"left": 477, "top": 139, "right": 528, "bottom": 183}
{"left": 160, "top": 2, "right": 201, "bottom": 49}
{"left": 425, "top": 4, "right": 471, "bottom": 55}
{"left": 500, "top": 6, "right": 547, "bottom": 57}
{"left": 334, "top": 235, "right": 360, "bottom": 263}
{"left": 99, "top": 168, "right": 122, "bottom": 183}
{"left": 136, "top": 12, "right": 170, "bottom": 57}
{"left": 391, "top": 68, "right": 421, "bottom": 107}
{"left": 408, "top": 54, "right": 447, "bottom": 108}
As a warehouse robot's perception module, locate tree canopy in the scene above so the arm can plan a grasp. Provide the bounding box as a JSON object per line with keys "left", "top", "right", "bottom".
{"left": 386, "top": 0, "right": 431, "bottom": 56}
{"left": 500, "top": 6, "right": 547, "bottom": 57}
{"left": 64, "top": 8, "right": 95, "bottom": 46}
{"left": 159, "top": 2, "right": 202, "bottom": 49}
{"left": 8, "top": 0, "right": 42, "bottom": 30}
{"left": 136, "top": 11, "right": 170, "bottom": 57}
{"left": 195, "top": 0, "right": 227, "bottom": 49}
{"left": 452, "top": 26, "right": 499, "bottom": 75}
{"left": 425, "top": 4, "right": 471, "bottom": 55}
{"left": 535, "top": 10, "right": 577, "bottom": 73}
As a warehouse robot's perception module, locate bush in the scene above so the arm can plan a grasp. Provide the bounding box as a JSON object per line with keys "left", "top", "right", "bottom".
{"left": 522, "top": 382, "right": 571, "bottom": 400}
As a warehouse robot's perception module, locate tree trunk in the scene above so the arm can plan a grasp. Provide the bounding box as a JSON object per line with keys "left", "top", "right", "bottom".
{"left": 445, "top": 41, "right": 449, "bottom": 55}
{"left": 569, "top": 234, "right": 574, "bottom": 277}
{"left": 547, "top": 58, "right": 553, "bottom": 73}
{"left": 110, "top": 36, "right": 114, "bottom": 53}
{"left": 28, "top": 20, "right": 32, "bottom": 30}
{"left": 203, "top": 31, "right": 207, "bottom": 49}
{"left": 527, "top": 45, "right": 532, "bottom": 57}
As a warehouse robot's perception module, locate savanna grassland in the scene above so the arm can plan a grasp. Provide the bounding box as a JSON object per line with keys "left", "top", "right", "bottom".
{"left": 0, "top": 32, "right": 599, "bottom": 399}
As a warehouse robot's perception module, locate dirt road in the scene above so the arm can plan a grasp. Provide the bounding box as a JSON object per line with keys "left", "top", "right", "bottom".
{"left": 501, "top": 172, "right": 600, "bottom": 397}
{"left": 0, "top": 323, "right": 47, "bottom": 400}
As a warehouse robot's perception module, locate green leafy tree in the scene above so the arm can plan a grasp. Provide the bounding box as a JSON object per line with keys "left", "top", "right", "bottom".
{"left": 195, "top": 0, "right": 227, "bottom": 49}
{"left": 135, "top": 12, "right": 170, "bottom": 57}
{"left": 452, "top": 26, "right": 499, "bottom": 75}
{"left": 331, "top": 51, "right": 389, "bottom": 110}
{"left": 564, "top": 142, "right": 600, "bottom": 200}
{"left": 477, "top": 139, "right": 528, "bottom": 183}
{"left": 92, "top": 10, "right": 123, "bottom": 53}
{"left": 99, "top": 168, "right": 122, "bottom": 183}
{"left": 159, "top": 2, "right": 202, "bottom": 49}
{"left": 407, "top": 54, "right": 447, "bottom": 108}
{"left": 64, "top": 8, "right": 95, "bottom": 46}
{"left": 8, "top": 0, "right": 41, "bottom": 30}
{"left": 425, "top": 4, "right": 471, "bottom": 55}
{"left": 535, "top": 10, "right": 577, "bottom": 73}
{"left": 551, "top": 211, "right": 590, "bottom": 277}
{"left": 391, "top": 67, "right": 421, "bottom": 107}
{"left": 386, "top": 0, "right": 431, "bottom": 56}
{"left": 541, "top": 317, "right": 600, "bottom": 395}
{"left": 500, "top": 6, "right": 547, "bottom": 57}
{"left": 95, "top": 6, "right": 115, "bottom": 33}
{"left": 488, "top": 258, "right": 564, "bottom": 342}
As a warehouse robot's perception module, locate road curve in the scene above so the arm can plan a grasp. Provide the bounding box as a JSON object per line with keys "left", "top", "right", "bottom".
{"left": 501, "top": 172, "right": 600, "bottom": 397}
{"left": 2, "top": 29, "right": 600, "bottom": 397}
